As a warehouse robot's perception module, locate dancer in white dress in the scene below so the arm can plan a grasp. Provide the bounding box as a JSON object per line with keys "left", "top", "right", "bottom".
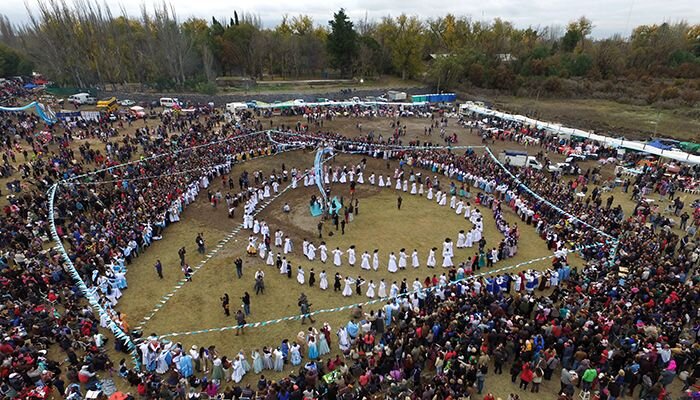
{"left": 456, "top": 200, "right": 464, "bottom": 215}
{"left": 283, "top": 237, "right": 293, "bottom": 254}
{"left": 378, "top": 279, "right": 387, "bottom": 298}
{"left": 307, "top": 243, "right": 316, "bottom": 261}
{"left": 274, "top": 230, "right": 283, "bottom": 247}
{"left": 369, "top": 173, "right": 376, "bottom": 185}
{"left": 319, "top": 270, "right": 328, "bottom": 290}
{"left": 410, "top": 182, "right": 417, "bottom": 194}
{"left": 279, "top": 258, "right": 289, "bottom": 275}
{"left": 439, "top": 193, "right": 448, "bottom": 206}
{"left": 296, "top": 266, "right": 305, "bottom": 285}
{"left": 332, "top": 248, "right": 343, "bottom": 267}
{"left": 266, "top": 251, "right": 274, "bottom": 266}
{"left": 402, "top": 180, "right": 408, "bottom": 192}
{"left": 360, "top": 251, "right": 371, "bottom": 270}
{"left": 319, "top": 243, "right": 328, "bottom": 263}
{"left": 427, "top": 187, "right": 433, "bottom": 200}
{"left": 342, "top": 277, "right": 354, "bottom": 297}
{"left": 411, "top": 250, "right": 420, "bottom": 268}
{"left": 395, "top": 178, "right": 402, "bottom": 190}
{"left": 378, "top": 175, "right": 384, "bottom": 187}
{"left": 302, "top": 240, "right": 309, "bottom": 258}
{"left": 372, "top": 250, "right": 379, "bottom": 271}
{"left": 387, "top": 252, "right": 398, "bottom": 273}
{"left": 450, "top": 196, "right": 457, "bottom": 209}
{"left": 457, "top": 230, "right": 466, "bottom": 248}
{"left": 466, "top": 230, "right": 474, "bottom": 248}
{"left": 427, "top": 247, "right": 437, "bottom": 268}
{"left": 366, "top": 280, "right": 376, "bottom": 298}
{"left": 442, "top": 239, "right": 454, "bottom": 267}
{"left": 347, "top": 246, "right": 356, "bottom": 266}
{"left": 398, "top": 249, "right": 407, "bottom": 270}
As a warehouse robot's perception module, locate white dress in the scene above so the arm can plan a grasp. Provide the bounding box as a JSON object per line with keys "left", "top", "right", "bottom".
{"left": 427, "top": 249, "right": 436, "bottom": 268}
{"left": 395, "top": 179, "right": 402, "bottom": 190}
{"left": 410, "top": 183, "right": 417, "bottom": 194}
{"left": 266, "top": 251, "right": 274, "bottom": 266}
{"left": 387, "top": 254, "right": 398, "bottom": 273}
{"left": 280, "top": 259, "right": 288, "bottom": 275}
{"left": 450, "top": 196, "right": 457, "bottom": 209}
{"left": 398, "top": 252, "right": 407, "bottom": 269}
{"left": 402, "top": 180, "right": 408, "bottom": 192}
{"left": 284, "top": 238, "right": 292, "bottom": 254}
{"left": 456, "top": 201, "right": 464, "bottom": 214}
{"left": 427, "top": 188, "right": 433, "bottom": 200}
{"left": 333, "top": 249, "right": 343, "bottom": 267}
{"left": 360, "top": 253, "right": 371, "bottom": 270}
{"left": 297, "top": 268, "right": 305, "bottom": 285}
{"left": 378, "top": 281, "right": 387, "bottom": 298}
{"left": 411, "top": 251, "right": 419, "bottom": 268}
{"left": 347, "top": 249, "right": 356, "bottom": 266}
{"left": 232, "top": 359, "right": 245, "bottom": 383}
{"left": 319, "top": 271, "right": 328, "bottom": 290}
{"left": 307, "top": 244, "right": 316, "bottom": 261}
{"left": 378, "top": 175, "right": 384, "bottom": 187}
{"left": 466, "top": 231, "right": 474, "bottom": 247}
{"left": 366, "top": 282, "right": 376, "bottom": 298}
{"left": 439, "top": 193, "right": 448, "bottom": 206}
{"left": 457, "top": 233, "right": 466, "bottom": 248}
{"left": 342, "top": 278, "right": 354, "bottom": 296}
{"left": 442, "top": 242, "right": 453, "bottom": 267}
{"left": 372, "top": 252, "right": 380, "bottom": 271}
{"left": 320, "top": 245, "right": 328, "bottom": 263}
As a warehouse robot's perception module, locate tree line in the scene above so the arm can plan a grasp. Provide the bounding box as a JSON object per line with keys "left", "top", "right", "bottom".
{"left": 0, "top": 1, "right": 699, "bottom": 95}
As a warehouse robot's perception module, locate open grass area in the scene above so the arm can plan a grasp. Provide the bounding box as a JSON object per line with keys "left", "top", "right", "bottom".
{"left": 110, "top": 150, "right": 587, "bottom": 397}
{"left": 492, "top": 96, "right": 700, "bottom": 142}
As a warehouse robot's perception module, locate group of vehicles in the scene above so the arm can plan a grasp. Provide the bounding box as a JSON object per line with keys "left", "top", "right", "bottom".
{"left": 498, "top": 150, "right": 583, "bottom": 175}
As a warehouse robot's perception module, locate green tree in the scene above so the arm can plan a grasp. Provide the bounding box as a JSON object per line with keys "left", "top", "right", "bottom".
{"left": 327, "top": 8, "right": 357, "bottom": 77}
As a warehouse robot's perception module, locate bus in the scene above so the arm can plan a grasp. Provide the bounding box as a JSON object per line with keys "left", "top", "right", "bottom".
{"left": 96, "top": 97, "right": 118, "bottom": 113}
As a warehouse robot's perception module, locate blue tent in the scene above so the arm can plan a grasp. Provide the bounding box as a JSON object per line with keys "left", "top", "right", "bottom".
{"left": 23, "top": 83, "right": 38, "bottom": 89}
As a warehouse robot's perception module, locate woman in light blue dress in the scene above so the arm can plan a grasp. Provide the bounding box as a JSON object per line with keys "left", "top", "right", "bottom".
{"left": 251, "top": 349, "right": 263, "bottom": 374}
{"left": 318, "top": 332, "right": 330, "bottom": 356}
{"left": 239, "top": 351, "right": 251, "bottom": 373}
{"left": 307, "top": 336, "right": 319, "bottom": 360}
{"left": 290, "top": 343, "right": 302, "bottom": 366}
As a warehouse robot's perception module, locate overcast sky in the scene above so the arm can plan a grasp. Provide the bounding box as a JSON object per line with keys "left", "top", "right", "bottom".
{"left": 2, "top": 0, "right": 698, "bottom": 38}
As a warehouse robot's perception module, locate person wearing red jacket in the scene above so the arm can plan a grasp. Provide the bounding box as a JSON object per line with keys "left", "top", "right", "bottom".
{"left": 519, "top": 362, "right": 534, "bottom": 390}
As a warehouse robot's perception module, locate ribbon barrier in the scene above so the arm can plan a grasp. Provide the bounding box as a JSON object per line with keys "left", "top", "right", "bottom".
{"left": 0, "top": 101, "right": 57, "bottom": 124}
{"left": 314, "top": 146, "right": 335, "bottom": 212}
{"left": 158, "top": 243, "right": 600, "bottom": 339}
{"left": 47, "top": 184, "right": 141, "bottom": 369}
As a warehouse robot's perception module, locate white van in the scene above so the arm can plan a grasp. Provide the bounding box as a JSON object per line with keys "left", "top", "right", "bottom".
{"left": 159, "top": 97, "right": 180, "bottom": 108}
{"left": 225, "top": 102, "right": 248, "bottom": 113}
{"left": 68, "top": 93, "right": 91, "bottom": 105}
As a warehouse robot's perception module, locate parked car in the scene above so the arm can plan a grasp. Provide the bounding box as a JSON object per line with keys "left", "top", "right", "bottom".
{"left": 118, "top": 99, "right": 135, "bottom": 106}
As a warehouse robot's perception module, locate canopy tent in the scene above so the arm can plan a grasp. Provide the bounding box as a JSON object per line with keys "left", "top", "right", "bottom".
{"left": 250, "top": 100, "right": 428, "bottom": 109}
{"left": 461, "top": 102, "right": 700, "bottom": 165}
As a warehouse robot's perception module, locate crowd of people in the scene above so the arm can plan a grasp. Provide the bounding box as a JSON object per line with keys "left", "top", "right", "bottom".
{"left": 0, "top": 93, "right": 698, "bottom": 400}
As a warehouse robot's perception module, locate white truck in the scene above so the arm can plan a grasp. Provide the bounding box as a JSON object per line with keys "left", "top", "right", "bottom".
{"left": 498, "top": 151, "right": 543, "bottom": 170}
{"left": 68, "top": 93, "right": 93, "bottom": 105}
{"left": 225, "top": 102, "right": 248, "bottom": 113}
